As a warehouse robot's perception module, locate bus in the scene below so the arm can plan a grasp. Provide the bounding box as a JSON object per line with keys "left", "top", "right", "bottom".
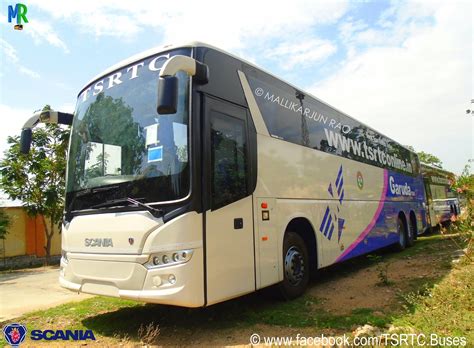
{"left": 19, "top": 42, "right": 427, "bottom": 307}
{"left": 421, "top": 164, "right": 459, "bottom": 230}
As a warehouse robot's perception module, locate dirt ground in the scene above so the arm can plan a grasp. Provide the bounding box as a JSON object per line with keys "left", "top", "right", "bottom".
{"left": 308, "top": 251, "right": 451, "bottom": 315}
{"left": 126, "top": 235, "right": 460, "bottom": 346}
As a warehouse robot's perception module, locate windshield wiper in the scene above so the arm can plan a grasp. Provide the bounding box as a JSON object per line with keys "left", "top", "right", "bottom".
{"left": 65, "top": 185, "right": 122, "bottom": 222}
{"left": 76, "top": 185, "right": 120, "bottom": 197}
{"left": 90, "top": 197, "right": 164, "bottom": 217}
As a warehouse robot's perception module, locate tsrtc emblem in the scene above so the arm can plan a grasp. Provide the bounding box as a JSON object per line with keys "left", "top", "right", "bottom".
{"left": 128, "top": 238, "right": 134, "bottom": 245}
{"left": 3, "top": 323, "right": 27, "bottom": 347}
{"left": 357, "top": 171, "right": 364, "bottom": 190}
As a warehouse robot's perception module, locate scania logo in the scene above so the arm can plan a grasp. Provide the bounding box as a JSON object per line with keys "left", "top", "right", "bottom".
{"left": 84, "top": 238, "right": 113, "bottom": 247}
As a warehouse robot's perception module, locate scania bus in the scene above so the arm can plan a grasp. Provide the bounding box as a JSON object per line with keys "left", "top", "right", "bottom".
{"left": 421, "top": 164, "right": 459, "bottom": 229}
{"left": 20, "top": 42, "right": 427, "bottom": 307}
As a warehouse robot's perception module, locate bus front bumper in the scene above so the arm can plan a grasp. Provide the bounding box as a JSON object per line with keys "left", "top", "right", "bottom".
{"left": 59, "top": 248, "right": 204, "bottom": 307}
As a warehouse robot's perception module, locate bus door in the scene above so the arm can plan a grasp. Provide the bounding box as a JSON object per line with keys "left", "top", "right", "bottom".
{"left": 203, "top": 96, "right": 255, "bottom": 304}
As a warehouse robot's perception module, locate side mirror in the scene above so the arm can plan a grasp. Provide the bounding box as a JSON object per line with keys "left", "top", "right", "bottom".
{"left": 156, "top": 55, "right": 209, "bottom": 115}
{"left": 19, "top": 109, "right": 74, "bottom": 154}
{"left": 157, "top": 76, "right": 178, "bottom": 115}
{"left": 20, "top": 128, "right": 32, "bottom": 154}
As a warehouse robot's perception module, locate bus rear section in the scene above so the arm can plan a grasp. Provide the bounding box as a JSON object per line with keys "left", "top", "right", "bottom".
{"left": 421, "top": 164, "right": 459, "bottom": 229}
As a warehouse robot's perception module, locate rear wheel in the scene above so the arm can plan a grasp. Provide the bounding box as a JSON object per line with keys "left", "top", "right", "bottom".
{"left": 393, "top": 217, "right": 407, "bottom": 251}
{"left": 407, "top": 216, "right": 416, "bottom": 246}
{"left": 278, "top": 232, "right": 309, "bottom": 300}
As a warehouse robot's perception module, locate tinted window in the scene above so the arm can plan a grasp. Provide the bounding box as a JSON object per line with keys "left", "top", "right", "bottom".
{"left": 211, "top": 112, "right": 248, "bottom": 209}
{"left": 245, "top": 71, "right": 415, "bottom": 175}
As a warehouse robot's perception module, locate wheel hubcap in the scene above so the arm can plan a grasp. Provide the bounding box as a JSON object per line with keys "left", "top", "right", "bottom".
{"left": 284, "top": 246, "right": 305, "bottom": 286}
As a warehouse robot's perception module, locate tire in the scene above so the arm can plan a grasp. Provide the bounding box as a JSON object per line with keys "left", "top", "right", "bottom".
{"left": 393, "top": 217, "right": 407, "bottom": 251}
{"left": 278, "top": 232, "right": 309, "bottom": 300}
{"left": 407, "top": 217, "right": 416, "bottom": 247}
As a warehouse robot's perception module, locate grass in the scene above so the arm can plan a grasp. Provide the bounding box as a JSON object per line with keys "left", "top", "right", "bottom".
{"left": 391, "top": 217, "right": 474, "bottom": 343}
{"left": 1, "top": 224, "right": 471, "bottom": 346}
{"left": 394, "top": 262, "right": 474, "bottom": 341}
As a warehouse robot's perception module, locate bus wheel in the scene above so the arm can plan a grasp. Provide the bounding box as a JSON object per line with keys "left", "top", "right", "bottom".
{"left": 407, "top": 218, "right": 415, "bottom": 247}
{"left": 393, "top": 217, "right": 407, "bottom": 251}
{"left": 278, "top": 232, "right": 309, "bottom": 300}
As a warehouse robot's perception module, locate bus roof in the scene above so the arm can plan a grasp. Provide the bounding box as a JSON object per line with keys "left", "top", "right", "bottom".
{"left": 79, "top": 41, "right": 416, "bottom": 156}
{"left": 421, "top": 163, "right": 455, "bottom": 177}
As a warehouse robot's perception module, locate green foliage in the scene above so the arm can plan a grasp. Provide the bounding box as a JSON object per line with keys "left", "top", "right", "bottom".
{"left": 0, "top": 209, "right": 11, "bottom": 240}
{"left": 405, "top": 146, "right": 443, "bottom": 168}
{"left": 453, "top": 159, "right": 474, "bottom": 200}
{"left": 452, "top": 159, "right": 474, "bottom": 258}
{"left": 367, "top": 254, "right": 393, "bottom": 286}
{"left": 0, "top": 105, "right": 70, "bottom": 260}
{"left": 417, "top": 150, "right": 443, "bottom": 168}
{"left": 394, "top": 262, "right": 474, "bottom": 341}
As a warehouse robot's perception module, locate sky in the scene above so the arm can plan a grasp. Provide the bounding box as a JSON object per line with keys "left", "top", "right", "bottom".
{"left": 0, "top": 0, "right": 472, "bottom": 174}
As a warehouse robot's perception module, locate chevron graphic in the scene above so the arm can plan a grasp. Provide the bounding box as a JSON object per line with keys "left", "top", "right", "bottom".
{"left": 320, "top": 165, "right": 346, "bottom": 242}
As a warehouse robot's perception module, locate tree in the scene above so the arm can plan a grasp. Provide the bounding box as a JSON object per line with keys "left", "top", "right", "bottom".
{"left": 453, "top": 160, "right": 474, "bottom": 202}
{"left": 405, "top": 146, "right": 443, "bottom": 168}
{"left": 0, "top": 209, "right": 11, "bottom": 240}
{"left": 417, "top": 151, "right": 443, "bottom": 168}
{"left": 0, "top": 105, "right": 70, "bottom": 263}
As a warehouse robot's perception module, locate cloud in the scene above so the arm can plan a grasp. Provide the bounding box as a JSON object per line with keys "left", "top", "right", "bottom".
{"left": 0, "top": 104, "right": 35, "bottom": 158}
{"left": 311, "top": 1, "right": 472, "bottom": 174}
{"left": 27, "top": 21, "right": 70, "bottom": 53}
{"left": 0, "top": 38, "right": 19, "bottom": 63}
{"left": 28, "top": 0, "right": 349, "bottom": 52}
{"left": 0, "top": 39, "right": 40, "bottom": 79}
{"left": 18, "top": 66, "right": 40, "bottom": 79}
{"left": 265, "top": 39, "right": 337, "bottom": 70}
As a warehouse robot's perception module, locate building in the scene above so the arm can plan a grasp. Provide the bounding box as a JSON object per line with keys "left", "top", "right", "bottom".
{"left": 0, "top": 192, "right": 61, "bottom": 268}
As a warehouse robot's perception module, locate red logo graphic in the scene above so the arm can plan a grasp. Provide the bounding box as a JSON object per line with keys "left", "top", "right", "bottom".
{"left": 9, "top": 327, "right": 21, "bottom": 342}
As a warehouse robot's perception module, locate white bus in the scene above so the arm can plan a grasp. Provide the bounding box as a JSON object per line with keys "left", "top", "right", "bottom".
{"left": 421, "top": 164, "right": 459, "bottom": 229}
{"left": 20, "top": 42, "right": 427, "bottom": 307}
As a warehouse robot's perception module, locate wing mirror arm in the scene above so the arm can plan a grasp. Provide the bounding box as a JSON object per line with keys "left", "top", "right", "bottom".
{"left": 20, "top": 109, "right": 73, "bottom": 154}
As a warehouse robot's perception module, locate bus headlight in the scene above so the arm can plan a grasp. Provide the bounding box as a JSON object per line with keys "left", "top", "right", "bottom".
{"left": 145, "top": 249, "right": 193, "bottom": 269}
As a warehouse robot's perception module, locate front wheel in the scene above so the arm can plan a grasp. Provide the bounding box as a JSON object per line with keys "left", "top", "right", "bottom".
{"left": 278, "top": 232, "right": 309, "bottom": 300}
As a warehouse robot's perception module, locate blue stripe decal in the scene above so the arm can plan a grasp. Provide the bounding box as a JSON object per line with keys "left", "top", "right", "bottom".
{"left": 335, "top": 166, "right": 343, "bottom": 187}
{"left": 327, "top": 223, "right": 335, "bottom": 240}
{"left": 337, "top": 178, "right": 344, "bottom": 195}
{"left": 339, "top": 189, "right": 345, "bottom": 204}
{"left": 324, "top": 215, "right": 333, "bottom": 236}
{"left": 320, "top": 206, "right": 330, "bottom": 232}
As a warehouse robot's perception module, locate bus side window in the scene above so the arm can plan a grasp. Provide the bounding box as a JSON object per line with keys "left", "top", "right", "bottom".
{"left": 210, "top": 112, "right": 248, "bottom": 210}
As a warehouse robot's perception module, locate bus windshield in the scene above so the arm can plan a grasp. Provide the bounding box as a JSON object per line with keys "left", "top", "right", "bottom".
{"left": 66, "top": 52, "right": 190, "bottom": 212}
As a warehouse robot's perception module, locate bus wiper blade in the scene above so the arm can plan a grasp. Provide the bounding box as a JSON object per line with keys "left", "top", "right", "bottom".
{"left": 76, "top": 185, "right": 120, "bottom": 197}
{"left": 90, "top": 197, "right": 163, "bottom": 217}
